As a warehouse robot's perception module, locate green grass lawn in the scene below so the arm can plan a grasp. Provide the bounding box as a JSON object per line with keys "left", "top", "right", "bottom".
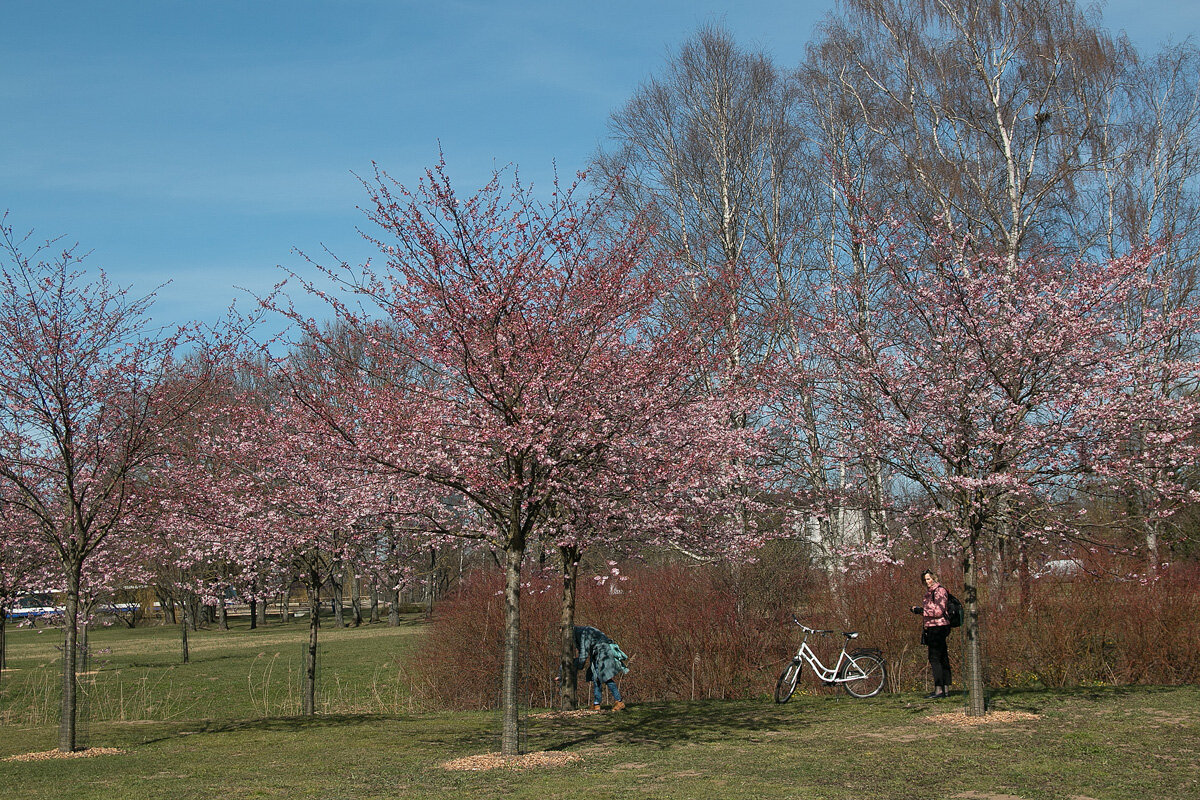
{"left": 1, "top": 614, "right": 426, "bottom": 724}
{"left": 1, "top": 619, "right": 1197, "bottom": 799}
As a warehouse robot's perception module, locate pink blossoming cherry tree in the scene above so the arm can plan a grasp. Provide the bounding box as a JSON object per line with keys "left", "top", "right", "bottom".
{"left": 0, "top": 217, "right": 225, "bottom": 751}
{"left": 277, "top": 162, "right": 754, "bottom": 755}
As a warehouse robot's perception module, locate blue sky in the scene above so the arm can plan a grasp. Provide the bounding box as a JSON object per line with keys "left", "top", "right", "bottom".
{"left": 3, "top": 0, "right": 1197, "bottom": 330}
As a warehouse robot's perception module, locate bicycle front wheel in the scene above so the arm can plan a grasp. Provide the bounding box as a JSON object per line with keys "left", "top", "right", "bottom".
{"left": 774, "top": 660, "right": 802, "bottom": 703}
{"left": 842, "top": 654, "right": 886, "bottom": 698}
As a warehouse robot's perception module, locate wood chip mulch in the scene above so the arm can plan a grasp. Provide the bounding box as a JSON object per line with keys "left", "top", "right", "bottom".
{"left": 928, "top": 710, "right": 1041, "bottom": 726}
{"left": 528, "top": 708, "right": 605, "bottom": 719}
{"left": 442, "top": 751, "right": 582, "bottom": 771}
{"left": 4, "top": 747, "right": 127, "bottom": 762}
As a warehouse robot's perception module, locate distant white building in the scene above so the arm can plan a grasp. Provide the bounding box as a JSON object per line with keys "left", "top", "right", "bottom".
{"left": 1034, "top": 558, "right": 1084, "bottom": 579}
{"left": 796, "top": 509, "right": 868, "bottom": 570}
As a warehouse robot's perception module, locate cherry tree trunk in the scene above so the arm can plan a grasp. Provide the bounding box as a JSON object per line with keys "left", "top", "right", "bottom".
{"left": 348, "top": 564, "right": 363, "bottom": 627}
{"left": 159, "top": 589, "right": 176, "bottom": 625}
{"left": 304, "top": 576, "right": 320, "bottom": 715}
{"left": 500, "top": 538, "right": 525, "bottom": 756}
{"left": 388, "top": 588, "right": 400, "bottom": 626}
{"left": 0, "top": 611, "right": 7, "bottom": 678}
{"left": 58, "top": 571, "right": 82, "bottom": 752}
{"left": 961, "top": 540, "right": 987, "bottom": 716}
{"left": 558, "top": 546, "right": 581, "bottom": 710}
{"left": 331, "top": 568, "right": 346, "bottom": 628}
{"left": 180, "top": 607, "right": 190, "bottom": 665}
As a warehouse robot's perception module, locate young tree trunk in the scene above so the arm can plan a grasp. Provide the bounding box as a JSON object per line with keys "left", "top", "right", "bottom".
{"left": 159, "top": 589, "right": 177, "bottom": 625}
{"left": 369, "top": 583, "right": 381, "bottom": 624}
{"left": 348, "top": 564, "right": 363, "bottom": 627}
{"left": 500, "top": 536, "right": 526, "bottom": 756}
{"left": 257, "top": 593, "right": 268, "bottom": 627}
{"left": 59, "top": 569, "right": 82, "bottom": 752}
{"left": 331, "top": 567, "right": 345, "bottom": 628}
{"left": 303, "top": 574, "right": 320, "bottom": 716}
{"left": 425, "top": 546, "right": 437, "bottom": 618}
{"left": 961, "top": 537, "right": 987, "bottom": 716}
{"left": 218, "top": 597, "right": 229, "bottom": 631}
{"left": 248, "top": 575, "right": 258, "bottom": 630}
{"left": 557, "top": 545, "right": 581, "bottom": 710}
{"left": 1017, "top": 539, "right": 1032, "bottom": 617}
{"left": 388, "top": 588, "right": 400, "bottom": 627}
{"left": 180, "top": 605, "right": 190, "bottom": 665}
{"left": 0, "top": 610, "right": 7, "bottom": 678}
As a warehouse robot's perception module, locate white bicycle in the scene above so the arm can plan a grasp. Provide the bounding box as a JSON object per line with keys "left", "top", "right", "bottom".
{"left": 774, "top": 617, "right": 887, "bottom": 702}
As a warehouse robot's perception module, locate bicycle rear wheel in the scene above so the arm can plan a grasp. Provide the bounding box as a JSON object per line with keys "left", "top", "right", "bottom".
{"left": 842, "top": 654, "right": 886, "bottom": 698}
{"left": 774, "top": 660, "right": 802, "bottom": 703}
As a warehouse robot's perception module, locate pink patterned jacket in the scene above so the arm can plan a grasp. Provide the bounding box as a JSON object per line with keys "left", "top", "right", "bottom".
{"left": 921, "top": 583, "right": 950, "bottom": 628}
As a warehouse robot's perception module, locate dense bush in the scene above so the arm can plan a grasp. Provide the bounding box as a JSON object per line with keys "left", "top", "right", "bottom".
{"left": 406, "top": 558, "right": 1200, "bottom": 709}
{"left": 406, "top": 563, "right": 785, "bottom": 709}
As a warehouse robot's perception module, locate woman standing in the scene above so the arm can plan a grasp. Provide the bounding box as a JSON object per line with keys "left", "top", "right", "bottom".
{"left": 910, "top": 569, "right": 953, "bottom": 698}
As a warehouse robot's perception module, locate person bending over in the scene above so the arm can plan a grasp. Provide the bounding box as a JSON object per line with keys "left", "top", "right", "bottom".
{"left": 573, "top": 625, "right": 629, "bottom": 710}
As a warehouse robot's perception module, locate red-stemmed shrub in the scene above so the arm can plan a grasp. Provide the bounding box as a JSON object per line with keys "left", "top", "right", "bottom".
{"left": 405, "top": 557, "right": 1200, "bottom": 708}
{"left": 407, "top": 563, "right": 786, "bottom": 709}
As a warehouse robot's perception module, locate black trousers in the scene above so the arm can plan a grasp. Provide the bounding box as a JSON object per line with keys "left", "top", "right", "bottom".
{"left": 924, "top": 625, "right": 952, "bottom": 686}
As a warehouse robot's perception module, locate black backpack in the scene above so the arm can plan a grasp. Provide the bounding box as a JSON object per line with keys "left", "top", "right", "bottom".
{"left": 945, "top": 592, "right": 964, "bottom": 628}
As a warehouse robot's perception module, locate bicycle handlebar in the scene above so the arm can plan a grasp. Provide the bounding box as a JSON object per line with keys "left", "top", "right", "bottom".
{"left": 789, "top": 615, "right": 858, "bottom": 638}
{"left": 790, "top": 616, "right": 832, "bottom": 634}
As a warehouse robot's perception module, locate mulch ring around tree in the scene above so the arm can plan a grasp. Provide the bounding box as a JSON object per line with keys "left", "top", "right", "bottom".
{"left": 4, "top": 747, "right": 127, "bottom": 762}
{"left": 528, "top": 708, "right": 607, "bottom": 719}
{"left": 928, "top": 710, "right": 1041, "bottom": 726}
{"left": 442, "top": 751, "right": 582, "bottom": 771}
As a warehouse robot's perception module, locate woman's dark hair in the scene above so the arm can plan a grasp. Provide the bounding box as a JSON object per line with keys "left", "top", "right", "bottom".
{"left": 920, "top": 569, "right": 937, "bottom": 584}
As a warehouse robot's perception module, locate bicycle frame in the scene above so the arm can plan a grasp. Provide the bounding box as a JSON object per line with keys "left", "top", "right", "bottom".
{"left": 789, "top": 624, "right": 868, "bottom": 683}
{"left": 775, "top": 617, "right": 886, "bottom": 702}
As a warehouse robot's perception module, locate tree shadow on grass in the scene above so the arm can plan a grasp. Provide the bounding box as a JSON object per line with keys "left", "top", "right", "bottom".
{"left": 109, "top": 712, "right": 458, "bottom": 750}
{"left": 982, "top": 684, "right": 1181, "bottom": 713}
{"left": 529, "top": 699, "right": 823, "bottom": 752}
